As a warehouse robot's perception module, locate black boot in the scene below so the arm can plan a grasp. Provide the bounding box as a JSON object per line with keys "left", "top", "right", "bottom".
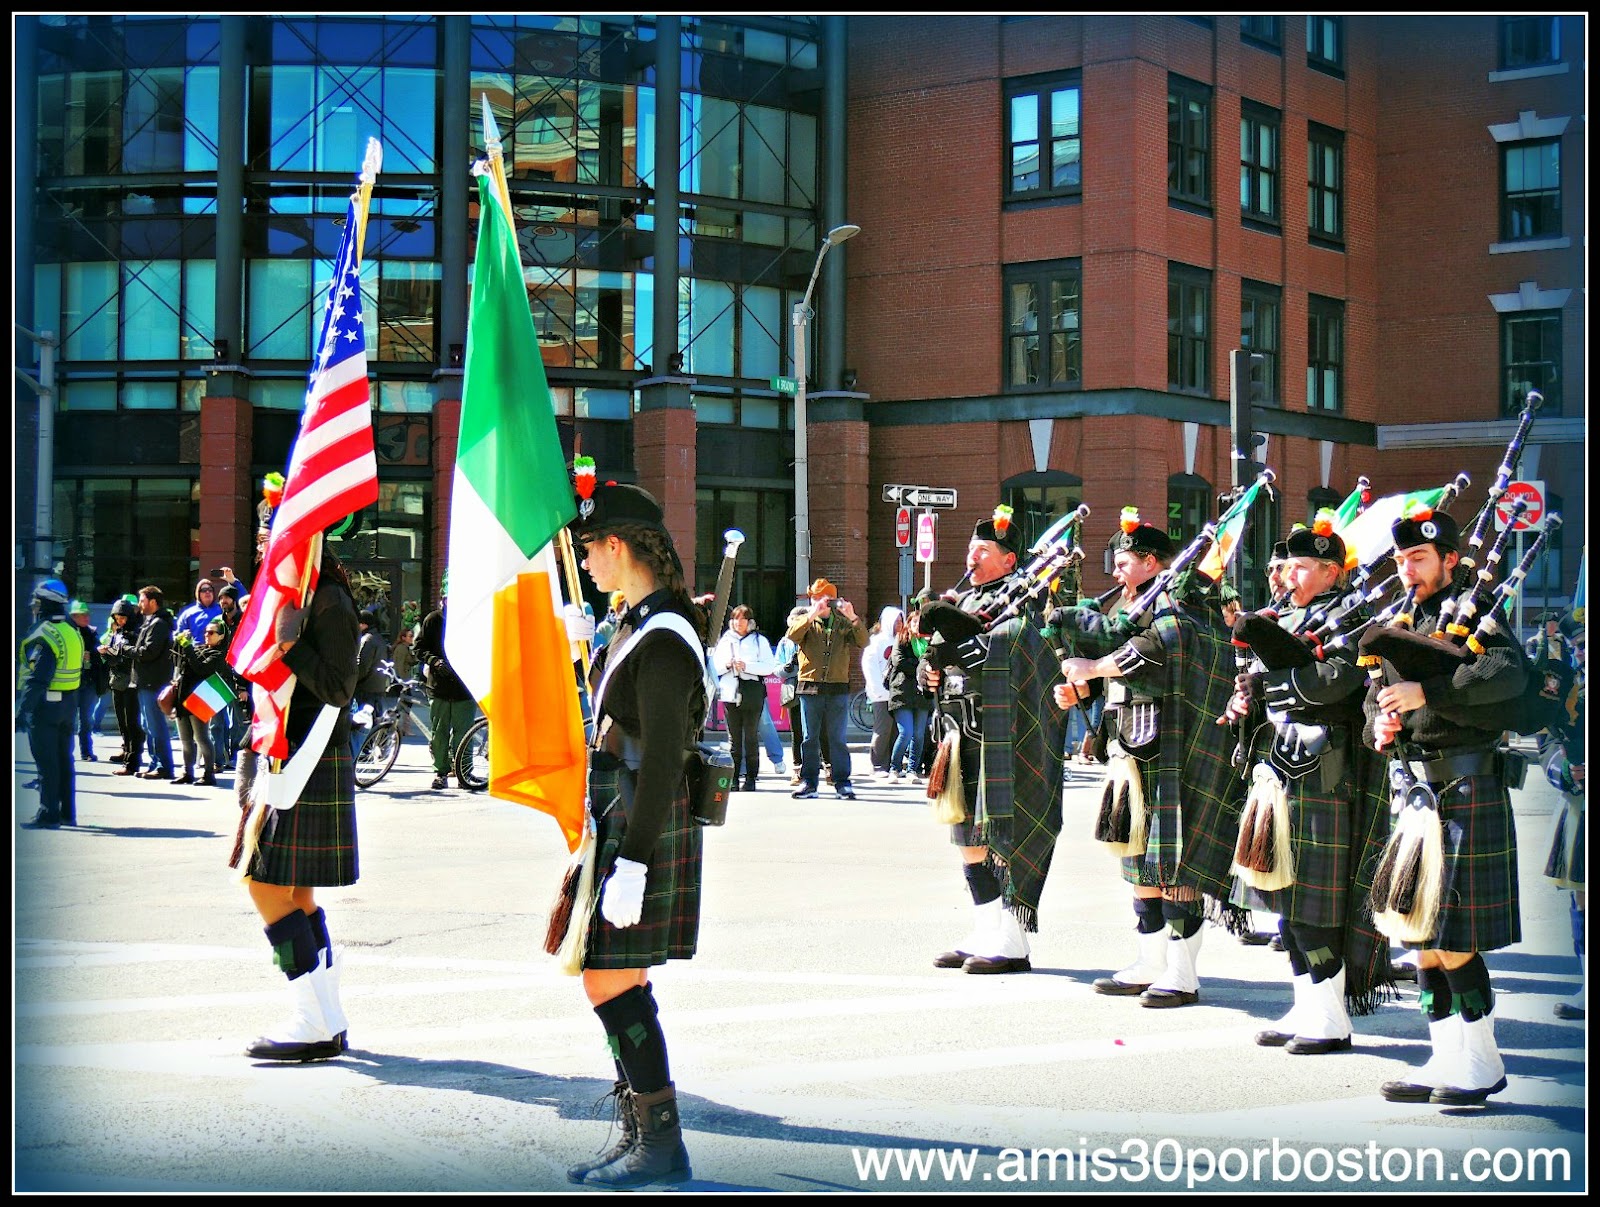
{"left": 566, "top": 1081, "right": 637, "bottom": 1183}
{"left": 584, "top": 1083, "right": 691, "bottom": 1189}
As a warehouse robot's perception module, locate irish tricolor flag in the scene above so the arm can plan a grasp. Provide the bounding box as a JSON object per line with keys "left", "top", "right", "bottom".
{"left": 443, "top": 169, "right": 586, "bottom": 851}
{"left": 1198, "top": 476, "right": 1268, "bottom": 581}
{"left": 183, "top": 672, "right": 236, "bottom": 724}
{"left": 1336, "top": 486, "right": 1449, "bottom": 568}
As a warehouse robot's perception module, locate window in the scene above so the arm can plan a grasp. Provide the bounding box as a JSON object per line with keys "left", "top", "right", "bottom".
{"left": 1003, "top": 474, "right": 1083, "bottom": 560}
{"left": 1240, "top": 16, "right": 1282, "bottom": 49}
{"left": 1167, "top": 264, "right": 1211, "bottom": 395}
{"left": 1501, "top": 140, "right": 1561, "bottom": 241}
{"left": 1306, "top": 486, "right": 1341, "bottom": 527}
{"left": 1499, "top": 17, "right": 1560, "bottom": 70}
{"left": 693, "top": 486, "right": 793, "bottom": 646}
{"left": 1240, "top": 280, "right": 1281, "bottom": 404}
{"left": 1306, "top": 16, "right": 1344, "bottom": 74}
{"left": 1502, "top": 311, "right": 1561, "bottom": 417}
{"left": 1005, "top": 74, "right": 1081, "bottom": 201}
{"left": 1240, "top": 102, "right": 1281, "bottom": 225}
{"left": 1308, "top": 123, "right": 1344, "bottom": 245}
{"left": 51, "top": 477, "right": 198, "bottom": 603}
{"left": 1167, "top": 474, "right": 1212, "bottom": 548}
{"left": 1004, "top": 260, "right": 1082, "bottom": 390}
{"left": 1167, "top": 75, "right": 1212, "bottom": 208}
{"left": 1307, "top": 295, "right": 1344, "bottom": 413}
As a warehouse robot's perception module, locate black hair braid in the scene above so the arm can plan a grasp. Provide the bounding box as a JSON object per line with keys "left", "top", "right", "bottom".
{"left": 614, "top": 525, "right": 696, "bottom": 620}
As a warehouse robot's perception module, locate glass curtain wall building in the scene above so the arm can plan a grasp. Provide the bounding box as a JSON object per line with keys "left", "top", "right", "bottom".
{"left": 20, "top": 14, "right": 843, "bottom": 637}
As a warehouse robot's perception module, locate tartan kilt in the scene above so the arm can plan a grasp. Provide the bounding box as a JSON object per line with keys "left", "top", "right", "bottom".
{"left": 247, "top": 746, "right": 359, "bottom": 887}
{"left": 1117, "top": 747, "right": 1242, "bottom": 902}
{"left": 584, "top": 757, "right": 702, "bottom": 969}
{"left": 1255, "top": 768, "right": 1353, "bottom": 928}
{"left": 1419, "top": 771, "right": 1521, "bottom": 953}
{"left": 1544, "top": 793, "right": 1584, "bottom": 890}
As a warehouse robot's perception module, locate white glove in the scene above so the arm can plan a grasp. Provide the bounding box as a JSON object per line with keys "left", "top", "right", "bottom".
{"left": 600, "top": 857, "right": 648, "bottom": 929}
{"left": 563, "top": 602, "right": 596, "bottom": 658}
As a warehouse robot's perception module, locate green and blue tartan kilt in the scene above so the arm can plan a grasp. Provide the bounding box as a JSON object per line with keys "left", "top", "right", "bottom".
{"left": 248, "top": 746, "right": 359, "bottom": 887}
{"left": 584, "top": 757, "right": 702, "bottom": 969}
{"left": 1544, "top": 793, "right": 1584, "bottom": 890}
{"left": 1413, "top": 771, "right": 1521, "bottom": 953}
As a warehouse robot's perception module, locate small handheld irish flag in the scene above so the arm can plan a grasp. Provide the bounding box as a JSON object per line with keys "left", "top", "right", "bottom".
{"left": 183, "top": 672, "right": 236, "bottom": 724}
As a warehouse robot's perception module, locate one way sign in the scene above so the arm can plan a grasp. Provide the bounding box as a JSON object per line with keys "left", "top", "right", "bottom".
{"left": 881, "top": 483, "right": 959, "bottom": 509}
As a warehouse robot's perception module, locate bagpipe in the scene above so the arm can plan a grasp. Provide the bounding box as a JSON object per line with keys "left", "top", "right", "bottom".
{"left": 918, "top": 504, "right": 1090, "bottom": 817}
{"left": 916, "top": 504, "right": 1091, "bottom": 653}
{"left": 1361, "top": 517, "right": 1563, "bottom": 946}
{"left": 1357, "top": 394, "right": 1551, "bottom": 944}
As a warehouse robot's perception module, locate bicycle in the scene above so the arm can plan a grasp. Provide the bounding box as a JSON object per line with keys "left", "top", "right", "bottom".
{"left": 454, "top": 714, "right": 489, "bottom": 791}
{"left": 848, "top": 690, "right": 874, "bottom": 732}
{"left": 354, "top": 661, "right": 479, "bottom": 789}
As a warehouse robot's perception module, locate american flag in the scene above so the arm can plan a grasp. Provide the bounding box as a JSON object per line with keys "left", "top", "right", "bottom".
{"left": 228, "top": 177, "right": 380, "bottom": 760}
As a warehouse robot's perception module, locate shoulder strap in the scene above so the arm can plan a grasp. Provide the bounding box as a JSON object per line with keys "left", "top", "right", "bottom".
{"left": 593, "top": 611, "right": 707, "bottom": 718}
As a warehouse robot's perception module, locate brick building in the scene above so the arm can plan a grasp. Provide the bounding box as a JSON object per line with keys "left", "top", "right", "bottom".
{"left": 15, "top": 15, "right": 1584, "bottom": 644}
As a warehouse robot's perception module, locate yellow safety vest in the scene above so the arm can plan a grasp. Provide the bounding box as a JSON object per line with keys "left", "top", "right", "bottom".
{"left": 20, "top": 620, "right": 84, "bottom": 693}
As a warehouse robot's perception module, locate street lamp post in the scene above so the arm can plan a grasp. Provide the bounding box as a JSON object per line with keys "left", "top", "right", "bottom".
{"left": 793, "top": 222, "right": 860, "bottom": 594}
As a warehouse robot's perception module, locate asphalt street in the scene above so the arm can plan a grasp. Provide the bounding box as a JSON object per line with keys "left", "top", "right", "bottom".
{"left": 13, "top": 725, "right": 1587, "bottom": 1193}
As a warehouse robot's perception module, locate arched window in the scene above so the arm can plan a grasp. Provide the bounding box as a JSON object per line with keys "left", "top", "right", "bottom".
{"left": 1001, "top": 470, "right": 1083, "bottom": 556}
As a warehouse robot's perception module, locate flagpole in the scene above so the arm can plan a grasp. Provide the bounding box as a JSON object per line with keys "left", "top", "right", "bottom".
{"left": 479, "top": 94, "right": 592, "bottom": 684}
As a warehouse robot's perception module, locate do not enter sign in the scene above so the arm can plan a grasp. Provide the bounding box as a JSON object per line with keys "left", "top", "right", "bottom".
{"left": 895, "top": 506, "right": 912, "bottom": 548}
{"left": 915, "top": 512, "right": 938, "bottom": 563}
{"left": 1494, "top": 480, "right": 1545, "bottom": 531}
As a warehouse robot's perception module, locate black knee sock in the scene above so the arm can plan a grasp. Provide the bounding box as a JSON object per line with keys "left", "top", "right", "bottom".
{"left": 1133, "top": 896, "right": 1165, "bottom": 935}
{"left": 963, "top": 861, "right": 1002, "bottom": 907}
{"left": 1418, "top": 965, "right": 1456, "bottom": 1021}
{"left": 594, "top": 985, "right": 671, "bottom": 1095}
{"left": 264, "top": 910, "right": 319, "bottom": 981}
{"left": 1443, "top": 955, "right": 1494, "bottom": 1021}
{"left": 1279, "top": 918, "right": 1309, "bottom": 978}
{"left": 1291, "top": 924, "right": 1343, "bottom": 983}
{"left": 1161, "top": 898, "right": 1201, "bottom": 939}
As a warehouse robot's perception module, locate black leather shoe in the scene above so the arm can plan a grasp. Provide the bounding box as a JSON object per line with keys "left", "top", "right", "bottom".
{"left": 933, "top": 950, "right": 972, "bottom": 969}
{"left": 1379, "top": 1079, "right": 1436, "bottom": 1103}
{"left": 1429, "top": 1077, "right": 1507, "bottom": 1106}
{"left": 245, "top": 1035, "right": 343, "bottom": 1062}
{"left": 139, "top": 768, "right": 172, "bottom": 780}
{"left": 431, "top": 775, "right": 448, "bottom": 790}
{"left": 1093, "top": 977, "right": 1151, "bottom": 995}
{"left": 113, "top": 766, "right": 137, "bottom": 776}
{"left": 963, "top": 955, "right": 1031, "bottom": 974}
{"left": 1140, "top": 987, "right": 1200, "bottom": 1008}
{"left": 1553, "top": 1000, "right": 1586, "bottom": 1020}
{"left": 20, "top": 815, "right": 61, "bottom": 830}
{"left": 171, "top": 773, "right": 195, "bottom": 785}
{"left": 1238, "top": 932, "right": 1271, "bottom": 946}
{"left": 1254, "top": 1028, "right": 1293, "bottom": 1047}
{"left": 741, "top": 779, "right": 757, "bottom": 791}
{"left": 1285, "top": 1034, "right": 1352, "bottom": 1055}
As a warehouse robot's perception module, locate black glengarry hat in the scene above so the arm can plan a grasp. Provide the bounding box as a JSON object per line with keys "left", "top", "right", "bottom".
{"left": 971, "top": 504, "right": 1022, "bottom": 556}
{"left": 1391, "top": 505, "right": 1460, "bottom": 554}
{"left": 1284, "top": 509, "right": 1346, "bottom": 565}
{"left": 1113, "top": 507, "right": 1173, "bottom": 558}
{"left": 569, "top": 480, "right": 669, "bottom": 539}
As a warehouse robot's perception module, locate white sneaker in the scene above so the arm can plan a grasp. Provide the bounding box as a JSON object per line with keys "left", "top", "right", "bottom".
{"left": 888, "top": 771, "right": 903, "bottom": 782}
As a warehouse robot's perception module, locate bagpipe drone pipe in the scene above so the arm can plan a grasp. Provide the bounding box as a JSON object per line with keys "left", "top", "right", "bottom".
{"left": 916, "top": 504, "right": 1092, "bottom": 656}
{"left": 1302, "top": 473, "right": 1473, "bottom": 659}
